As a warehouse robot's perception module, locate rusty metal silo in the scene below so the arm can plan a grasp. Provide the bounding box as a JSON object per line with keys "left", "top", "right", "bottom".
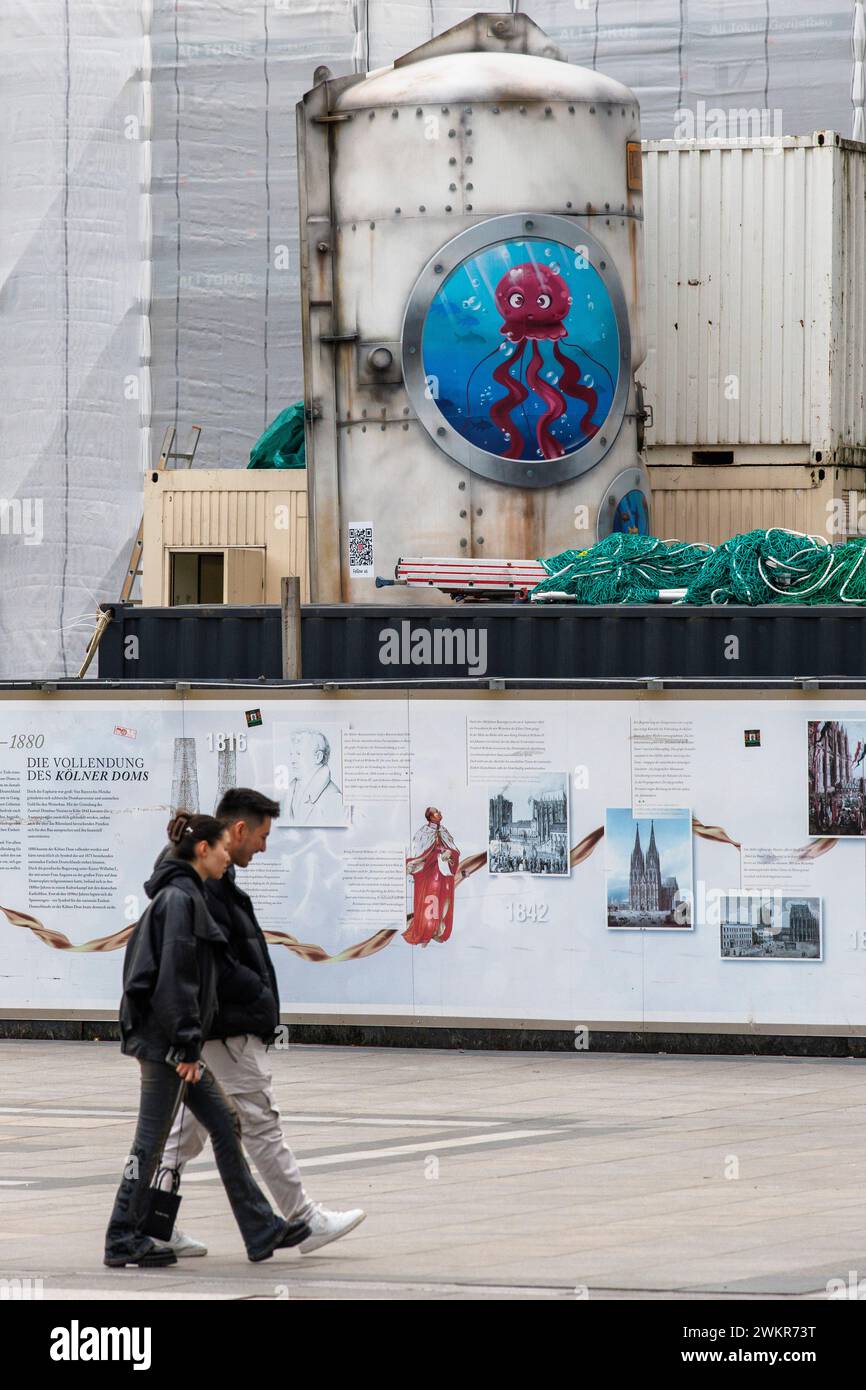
{"left": 297, "top": 11, "right": 650, "bottom": 603}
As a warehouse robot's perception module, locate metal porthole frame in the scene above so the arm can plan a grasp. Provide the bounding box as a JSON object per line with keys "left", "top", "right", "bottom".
{"left": 596, "top": 465, "right": 652, "bottom": 540}
{"left": 401, "top": 212, "right": 632, "bottom": 489}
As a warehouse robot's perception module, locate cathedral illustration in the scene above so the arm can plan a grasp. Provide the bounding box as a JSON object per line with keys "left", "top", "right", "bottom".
{"left": 629, "top": 821, "right": 678, "bottom": 912}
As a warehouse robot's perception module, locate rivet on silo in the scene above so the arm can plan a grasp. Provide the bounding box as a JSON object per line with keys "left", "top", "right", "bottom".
{"left": 416, "top": 108, "right": 422, "bottom": 116}
{"left": 458, "top": 481, "right": 466, "bottom": 490}
{"left": 409, "top": 346, "right": 417, "bottom": 354}
{"left": 526, "top": 469, "right": 534, "bottom": 478}
{"left": 466, "top": 205, "right": 473, "bottom": 211}
{"left": 569, "top": 105, "right": 575, "bottom": 113}
{"left": 601, "top": 437, "right": 607, "bottom": 447}
{"left": 466, "top": 182, "right": 474, "bottom": 191}
{"left": 449, "top": 183, "right": 457, "bottom": 192}
{"left": 445, "top": 205, "right": 452, "bottom": 212}
{"left": 589, "top": 106, "right": 596, "bottom": 114}
{"left": 600, "top": 260, "right": 606, "bottom": 269}
{"left": 449, "top": 156, "right": 457, "bottom": 165}
{"left": 448, "top": 129, "right": 456, "bottom": 138}
{"left": 460, "top": 539, "right": 468, "bottom": 548}
{"left": 519, "top": 106, "right": 526, "bottom": 114}
{"left": 464, "top": 107, "right": 472, "bottom": 114}
{"left": 434, "top": 263, "right": 443, "bottom": 273}
{"left": 441, "top": 106, "right": 449, "bottom": 114}
{"left": 476, "top": 508, "right": 483, "bottom": 517}
{"left": 525, "top": 220, "right": 534, "bottom": 229}
{"left": 420, "top": 205, "right": 426, "bottom": 212}
{"left": 459, "top": 509, "right": 467, "bottom": 518}
{"left": 395, "top": 207, "right": 401, "bottom": 214}
{"left": 478, "top": 537, "right": 484, "bottom": 545}
{"left": 492, "top": 106, "right": 500, "bottom": 114}
{"left": 391, "top": 110, "right": 398, "bottom": 118}
{"left": 368, "top": 112, "right": 375, "bottom": 119}
{"left": 369, "top": 222, "right": 375, "bottom": 229}
{"left": 437, "top": 427, "right": 446, "bottom": 437}
{"left": 466, "top": 128, "right": 472, "bottom": 135}
{"left": 545, "top": 106, "right": 552, "bottom": 115}
{"left": 466, "top": 155, "right": 473, "bottom": 164}
{"left": 566, "top": 201, "right": 573, "bottom": 209}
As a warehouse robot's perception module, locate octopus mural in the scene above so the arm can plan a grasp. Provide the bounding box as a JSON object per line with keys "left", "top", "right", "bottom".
{"left": 421, "top": 237, "right": 620, "bottom": 465}
{"left": 489, "top": 263, "right": 599, "bottom": 460}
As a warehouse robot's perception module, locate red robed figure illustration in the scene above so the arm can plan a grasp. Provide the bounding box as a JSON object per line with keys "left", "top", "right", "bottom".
{"left": 403, "top": 807, "right": 461, "bottom": 946}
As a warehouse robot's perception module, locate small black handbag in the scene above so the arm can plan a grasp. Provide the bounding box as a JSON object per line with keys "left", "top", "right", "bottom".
{"left": 142, "top": 1083, "right": 188, "bottom": 1240}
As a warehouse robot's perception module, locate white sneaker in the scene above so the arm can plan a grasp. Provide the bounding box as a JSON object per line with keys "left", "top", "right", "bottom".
{"left": 155, "top": 1227, "right": 208, "bottom": 1258}
{"left": 298, "top": 1204, "right": 366, "bottom": 1254}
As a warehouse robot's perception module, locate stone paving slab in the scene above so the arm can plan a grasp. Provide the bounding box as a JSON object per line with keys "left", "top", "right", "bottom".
{"left": 0, "top": 1041, "right": 864, "bottom": 1301}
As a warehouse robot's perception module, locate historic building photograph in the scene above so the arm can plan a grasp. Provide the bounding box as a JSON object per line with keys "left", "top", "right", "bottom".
{"left": 487, "top": 775, "right": 570, "bottom": 877}
{"left": 808, "top": 720, "right": 866, "bottom": 837}
{"left": 605, "top": 808, "right": 692, "bottom": 929}
{"left": 719, "top": 893, "right": 822, "bottom": 960}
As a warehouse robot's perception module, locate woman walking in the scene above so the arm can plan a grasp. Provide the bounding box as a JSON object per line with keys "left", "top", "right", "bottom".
{"left": 104, "top": 812, "right": 310, "bottom": 1267}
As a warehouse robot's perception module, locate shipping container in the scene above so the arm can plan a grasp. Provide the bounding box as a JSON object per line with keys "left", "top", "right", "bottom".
{"left": 140, "top": 467, "right": 310, "bottom": 605}
{"left": 642, "top": 134, "right": 866, "bottom": 469}
{"left": 97, "top": 601, "right": 866, "bottom": 684}
{"left": 648, "top": 462, "right": 866, "bottom": 546}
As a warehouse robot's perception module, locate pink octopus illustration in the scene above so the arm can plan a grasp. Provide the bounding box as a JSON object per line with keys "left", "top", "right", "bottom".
{"left": 489, "top": 263, "right": 599, "bottom": 460}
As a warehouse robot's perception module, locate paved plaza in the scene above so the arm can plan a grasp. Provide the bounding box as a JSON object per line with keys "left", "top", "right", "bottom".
{"left": 1, "top": 1041, "right": 864, "bottom": 1301}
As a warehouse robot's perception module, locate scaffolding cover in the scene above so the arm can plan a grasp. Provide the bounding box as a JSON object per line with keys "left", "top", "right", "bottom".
{"left": 0, "top": 0, "right": 859, "bottom": 676}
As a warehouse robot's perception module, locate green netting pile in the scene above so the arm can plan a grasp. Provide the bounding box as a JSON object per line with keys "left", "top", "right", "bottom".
{"left": 531, "top": 535, "right": 713, "bottom": 604}
{"left": 682, "top": 528, "right": 866, "bottom": 605}
{"left": 530, "top": 529, "right": 866, "bottom": 605}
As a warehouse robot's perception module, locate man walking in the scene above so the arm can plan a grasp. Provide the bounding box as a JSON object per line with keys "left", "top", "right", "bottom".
{"left": 157, "top": 787, "right": 365, "bottom": 1256}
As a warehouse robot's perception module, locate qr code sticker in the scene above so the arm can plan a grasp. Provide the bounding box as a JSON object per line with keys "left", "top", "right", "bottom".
{"left": 348, "top": 521, "right": 374, "bottom": 578}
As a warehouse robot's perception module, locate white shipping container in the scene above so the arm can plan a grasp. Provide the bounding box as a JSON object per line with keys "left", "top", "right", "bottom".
{"left": 642, "top": 134, "right": 866, "bottom": 466}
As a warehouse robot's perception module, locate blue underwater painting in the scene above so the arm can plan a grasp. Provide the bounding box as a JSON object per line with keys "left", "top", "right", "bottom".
{"left": 421, "top": 237, "right": 621, "bottom": 464}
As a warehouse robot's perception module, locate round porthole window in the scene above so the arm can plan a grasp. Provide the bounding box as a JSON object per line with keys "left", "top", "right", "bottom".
{"left": 402, "top": 213, "right": 631, "bottom": 488}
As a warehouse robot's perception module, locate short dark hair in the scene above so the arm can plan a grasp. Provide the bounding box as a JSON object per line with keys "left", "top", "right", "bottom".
{"left": 216, "top": 787, "right": 280, "bottom": 826}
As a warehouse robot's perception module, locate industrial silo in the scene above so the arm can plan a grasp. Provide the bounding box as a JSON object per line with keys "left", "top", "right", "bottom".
{"left": 297, "top": 11, "right": 650, "bottom": 603}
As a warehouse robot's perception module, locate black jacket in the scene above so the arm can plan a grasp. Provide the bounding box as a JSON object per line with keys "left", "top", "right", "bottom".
{"left": 204, "top": 867, "right": 280, "bottom": 1042}
{"left": 118, "top": 857, "right": 227, "bottom": 1064}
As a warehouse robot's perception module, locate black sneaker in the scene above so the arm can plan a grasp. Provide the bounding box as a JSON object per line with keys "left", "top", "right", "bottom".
{"left": 248, "top": 1217, "right": 311, "bottom": 1263}
{"left": 104, "top": 1239, "right": 178, "bottom": 1269}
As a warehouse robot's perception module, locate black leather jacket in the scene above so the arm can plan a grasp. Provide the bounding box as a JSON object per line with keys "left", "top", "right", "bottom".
{"left": 204, "top": 867, "right": 280, "bottom": 1042}
{"left": 118, "top": 857, "right": 226, "bottom": 1065}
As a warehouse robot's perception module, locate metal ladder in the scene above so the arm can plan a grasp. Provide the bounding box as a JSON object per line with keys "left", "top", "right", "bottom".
{"left": 76, "top": 425, "right": 202, "bottom": 678}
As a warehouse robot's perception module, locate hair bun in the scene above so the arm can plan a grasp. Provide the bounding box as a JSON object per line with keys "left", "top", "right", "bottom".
{"left": 167, "top": 812, "right": 191, "bottom": 844}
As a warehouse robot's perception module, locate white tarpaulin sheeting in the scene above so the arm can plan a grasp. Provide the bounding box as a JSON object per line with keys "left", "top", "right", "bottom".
{"left": 0, "top": 0, "right": 860, "bottom": 676}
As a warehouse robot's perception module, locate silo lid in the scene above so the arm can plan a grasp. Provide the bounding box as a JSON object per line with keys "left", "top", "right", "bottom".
{"left": 334, "top": 52, "right": 636, "bottom": 111}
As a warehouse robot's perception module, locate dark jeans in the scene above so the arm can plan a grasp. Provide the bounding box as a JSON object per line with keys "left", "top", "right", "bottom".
{"left": 105, "top": 1059, "right": 286, "bottom": 1260}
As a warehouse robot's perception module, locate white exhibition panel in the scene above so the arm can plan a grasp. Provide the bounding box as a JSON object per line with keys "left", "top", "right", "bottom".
{"left": 0, "top": 693, "right": 863, "bottom": 1032}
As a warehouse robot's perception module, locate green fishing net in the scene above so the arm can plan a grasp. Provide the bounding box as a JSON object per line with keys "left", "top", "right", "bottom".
{"left": 682, "top": 529, "right": 866, "bottom": 605}
{"left": 531, "top": 530, "right": 866, "bottom": 605}
{"left": 532, "top": 534, "right": 712, "bottom": 604}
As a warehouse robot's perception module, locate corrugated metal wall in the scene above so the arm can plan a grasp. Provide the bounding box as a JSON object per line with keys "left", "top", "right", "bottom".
{"left": 648, "top": 464, "right": 864, "bottom": 545}
{"left": 643, "top": 137, "right": 866, "bottom": 460}
{"left": 835, "top": 144, "right": 866, "bottom": 453}
{"left": 163, "top": 490, "right": 270, "bottom": 547}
